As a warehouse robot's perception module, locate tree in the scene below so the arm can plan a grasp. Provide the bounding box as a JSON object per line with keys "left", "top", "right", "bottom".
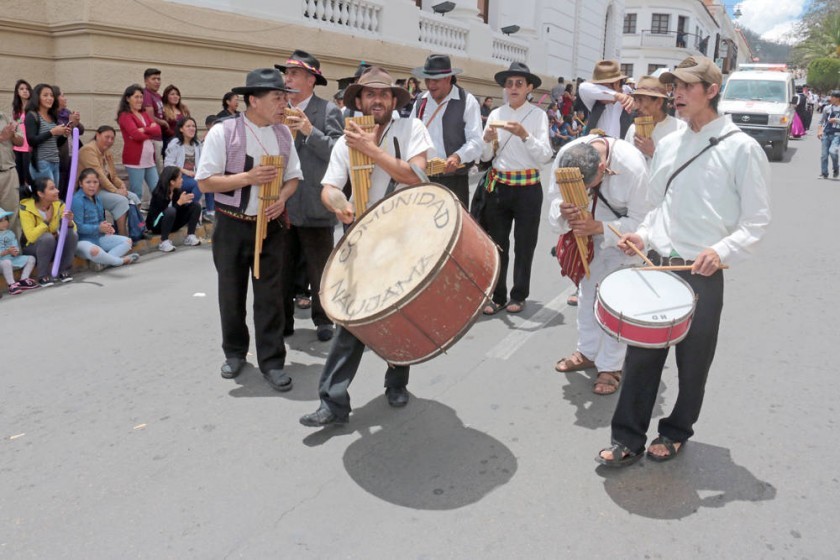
{"left": 794, "top": 12, "right": 840, "bottom": 66}
{"left": 807, "top": 58, "right": 840, "bottom": 93}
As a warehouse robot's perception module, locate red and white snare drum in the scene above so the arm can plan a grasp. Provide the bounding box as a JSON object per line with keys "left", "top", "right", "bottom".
{"left": 321, "top": 183, "right": 501, "bottom": 365}
{"left": 595, "top": 268, "right": 697, "bottom": 348}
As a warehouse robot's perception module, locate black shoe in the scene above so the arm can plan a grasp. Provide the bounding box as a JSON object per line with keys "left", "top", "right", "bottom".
{"left": 316, "top": 324, "right": 334, "bottom": 342}
{"left": 283, "top": 325, "right": 295, "bottom": 337}
{"left": 220, "top": 357, "right": 245, "bottom": 379}
{"left": 834, "top": 170, "right": 839, "bottom": 179}
{"left": 38, "top": 276, "right": 55, "bottom": 288}
{"left": 263, "top": 369, "right": 292, "bottom": 392}
{"left": 385, "top": 386, "right": 410, "bottom": 408}
{"left": 58, "top": 272, "right": 73, "bottom": 283}
{"left": 299, "top": 406, "right": 348, "bottom": 427}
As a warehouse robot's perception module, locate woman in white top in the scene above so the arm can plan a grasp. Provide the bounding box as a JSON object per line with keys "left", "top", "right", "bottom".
{"left": 165, "top": 116, "right": 212, "bottom": 218}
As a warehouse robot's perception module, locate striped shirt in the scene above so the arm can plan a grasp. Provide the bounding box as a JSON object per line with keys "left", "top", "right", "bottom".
{"left": 36, "top": 115, "right": 61, "bottom": 163}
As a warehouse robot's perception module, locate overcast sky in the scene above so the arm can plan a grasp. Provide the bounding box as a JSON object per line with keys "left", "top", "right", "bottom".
{"left": 734, "top": 0, "right": 809, "bottom": 43}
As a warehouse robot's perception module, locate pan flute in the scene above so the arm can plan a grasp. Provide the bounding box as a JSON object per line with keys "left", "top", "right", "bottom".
{"left": 345, "top": 115, "right": 376, "bottom": 218}
{"left": 425, "top": 157, "right": 465, "bottom": 177}
{"left": 253, "top": 154, "right": 285, "bottom": 279}
{"left": 634, "top": 116, "right": 655, "bottom": 140}
{"left": 283, "top": 107, "right": 302, "bottom": 140}
{"left": 555, "top": 167, "right": 592, "bottom": 279}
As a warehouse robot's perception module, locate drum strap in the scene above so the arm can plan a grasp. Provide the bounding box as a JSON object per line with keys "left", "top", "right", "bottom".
{"left": 664, "top": 130, "right": 741, "bottom": 195}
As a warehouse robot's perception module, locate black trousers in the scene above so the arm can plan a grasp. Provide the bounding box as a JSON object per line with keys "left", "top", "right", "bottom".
{"left": 318, "top": 326, "right": 409, "bottom": 417}
{"left": 429, "top": 173, "right": 470, "bottom": 208}
{"left": 611, "top": 270, "right": 724, "bottom": 451}
{"left": 212, "top": 212, "right": 288, "bottom": 373}
{"left": 283, "top": 225, "right": 335, "bottom": 328}
{"left": 150, "top": 203, "right": 201, "bottom": 240}
{"left": 483, "top": 183, "right": 542, "bottom": 305}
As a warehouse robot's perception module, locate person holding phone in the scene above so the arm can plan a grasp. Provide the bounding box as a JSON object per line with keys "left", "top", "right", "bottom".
{"left": 145, "top": 165, "right": 201, "bottom": 252}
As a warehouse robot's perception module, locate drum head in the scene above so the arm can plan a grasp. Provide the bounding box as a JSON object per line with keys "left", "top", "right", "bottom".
{"left": 598, "top": 269, "right": 695, "bottom": 324}
{"left": 321, "top": 183, "right": 461, "bottom": 324}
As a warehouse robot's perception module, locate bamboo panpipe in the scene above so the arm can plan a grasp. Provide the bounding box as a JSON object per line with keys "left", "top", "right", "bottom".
{"left": 284, "top": 107, "right": 302, "bottom": 139}
{"left": 345, "top": 115, "right": 376, "bottom": 218}
{"left": 253, "top": 154, "right": 285, "bottom": 279}
{"left": 634, "top": 116, "right": 655, "bottom": 139}
{"left": 555, "top": 167, "right": 591, "bottom": 278}
{"left": 426, "top": 157, "right": 465, "bottom": 176}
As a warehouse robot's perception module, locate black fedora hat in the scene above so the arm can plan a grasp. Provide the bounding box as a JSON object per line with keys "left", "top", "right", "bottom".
{"left": 275, "top": 50, "right": 328, "bottom": 87}
{"left": 341, "top": 61, "right": 372, "bottom": 83}
{"left": 494, "top": 61, "right": 542, "bottom": 89}
{"left": 231, "top": 68, "right": 299, "bottom": 95}
{"left": 411, "top": 54, "right": 463, "bottom": 80}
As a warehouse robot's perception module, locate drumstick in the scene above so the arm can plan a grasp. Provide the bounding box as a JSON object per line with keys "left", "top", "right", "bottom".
{"left": 607, "top": 224, "right": 656, "bottom": 267}
{"left": 639, "top": 265, "right": 730, "bottom": 271}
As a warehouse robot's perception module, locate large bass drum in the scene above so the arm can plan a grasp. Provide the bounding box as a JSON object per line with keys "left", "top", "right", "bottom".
{"left": 321, "top": 183, "right": 500, "bottom": 365}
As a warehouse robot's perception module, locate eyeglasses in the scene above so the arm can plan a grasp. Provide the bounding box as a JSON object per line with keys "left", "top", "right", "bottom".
{"left": 504, "top": 79, "right": 527, "bottom": 89}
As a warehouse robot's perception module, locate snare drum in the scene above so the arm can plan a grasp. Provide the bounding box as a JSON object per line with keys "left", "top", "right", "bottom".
{"left": 595, "top": 268, "right": 697, "bottom": 348}
{"left": 321, "top": 183, "right": 500, "bottom": 365}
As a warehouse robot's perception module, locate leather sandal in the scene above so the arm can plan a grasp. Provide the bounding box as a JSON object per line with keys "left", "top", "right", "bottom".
{"left": 554, "top": 351, "right": 595, "bottom": 372}
{"left": 483, "top": 301, "right": 505, "bottom": 315}
{"left": 596, "top": 443, "right": 643, "bottom": 468}
{"left": 646, "top": 436, "right": 685, "bottom": 462}
{"left": 593, "top": 370, "right": 622, "bottom": 395}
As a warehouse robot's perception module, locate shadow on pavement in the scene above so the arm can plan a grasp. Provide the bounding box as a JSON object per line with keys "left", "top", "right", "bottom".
{"left": 561, "top": 374, "right": 667, "bottom": 430}
{"left": 227, "top": 362, "right": 323, "bottom": 401}
{"left": 596, "top": 441, "right": 776, "bottom": 519}
{"left": 303, "top": 397, "right": 517, "bottom": 510}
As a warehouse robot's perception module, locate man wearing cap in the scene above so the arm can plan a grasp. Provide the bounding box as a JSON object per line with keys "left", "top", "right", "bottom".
{"left": 196, "top": 68, "right": 303, "bottom": 392}
{"left": 299, "top": 66, "right": 433, "bottom": 427}
{"left": 479, "top": 61, "right": 554, "bottom": 315}
{"left": 410, "top": 54, "right": 483, "bottom": 207}
{"left": 624, "top": 76, "right": 686, "bottom": 160}
{"left": 578, "top": 60, "right": 635, "bottom": 139}
{"left": 598, "top": 56, "right": 770, "bottom": 467}
{"left": 276, "top": 50, "right": 344, "bottom": 343}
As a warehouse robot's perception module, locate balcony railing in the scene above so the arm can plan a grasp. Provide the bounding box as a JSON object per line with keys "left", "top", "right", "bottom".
{"left": 623, "top": 29, "right": 709, "bottom": 55}
{"left": 492, "top": 35, "right": 528, "bottom": 64}
{"left": 418, "top": 11, "right": 468, "bottom": 52}
{"left": 302, "top": 0, "right": 382, "bottom": 35}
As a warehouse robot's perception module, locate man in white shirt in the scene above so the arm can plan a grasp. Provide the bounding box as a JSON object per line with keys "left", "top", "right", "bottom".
{"left": 578, "top": 60, "right": 635, "bottom": 139}
{"left": 598, "top": 56, "right": 771, "bottom": 467}
{"left": 479, "top": 62, "right": 554, "bottom": 315}
{"left": 410, "top": 54, "right": 483, "bottom": 207}
{"left": 300, "top": 66, "right": 433, "bottom": 427}
{"left": 549, "top": 136, "right": 650, "bottom": 395}
{"left": 624, "top": 76, "right": 686, "bottom": 161}
{"left": 196, "top": 68, "right": 303, "bottom": 392}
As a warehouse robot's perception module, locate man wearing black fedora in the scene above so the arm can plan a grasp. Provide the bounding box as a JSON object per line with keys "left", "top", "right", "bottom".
{"left": 196, "top": 68, "right": 303, "bottom": 392}
{"left": 300, "top": 66, "right": 433, "bottom": 427}
{"left": 275, "top": 50, "right": 344, "bottom": 343}
{"left": 578, "top": 60, "right": 635, "bottom": 138}
{"left": 479, "top": 61, "right": 553, "bottom": 316}
{"left": 409, "top": 54, "right": 483, "bottom": 207}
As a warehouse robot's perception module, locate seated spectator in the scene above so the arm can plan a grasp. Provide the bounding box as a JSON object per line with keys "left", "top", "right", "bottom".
{"left": 78, "top": 125, "right": 140, "bottom": 237}
{"left": 162, "top": 84, "right": 190, "bottom": 147}
{"left": 19, "top": 177, "right": 78, "bottom": 286}
{"left": 216, "top": 92, "right": 239, "bottom": 119}
{"left": 0, "top": 207, "right": 38, "bottom": 295}
{"left": 72, "top": 168, "right": 139, "bottom": 268}
{"left": 165, "top": 117, "right": 213, "bottom": 219}
{"left": 146, "top": 166, "right": 201, "bottom": 253}
{"left": 555, "top": 114, "right": 577, "bottom": 149}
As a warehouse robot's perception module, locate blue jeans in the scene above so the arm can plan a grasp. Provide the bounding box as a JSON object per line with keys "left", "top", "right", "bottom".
{"left": 181, "top": 175, "right": 214, "bottom": 212}
{"left": 821, "top": 133, "right": 839, "bottom": 177}
{"left": 125, "top": 166, "right": 159, "bottom": 200}
{"left": 29, "top": 159, "right": 60, "bottom": 185}
{"left": 76, "top": 235, "right": 132, "bottom": 267}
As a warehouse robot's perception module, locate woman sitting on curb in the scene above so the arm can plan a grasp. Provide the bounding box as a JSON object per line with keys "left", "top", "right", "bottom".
{"left": 19, "top": 177, "right": 77, "bottom": 286}
{"left": 71, "top": 168, "right": 139, "bottom": 268}
{"left": 146, "top": 166, "right": 201, "bottom": 253}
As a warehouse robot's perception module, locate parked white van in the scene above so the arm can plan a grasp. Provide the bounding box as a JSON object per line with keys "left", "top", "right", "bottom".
{"left": 719, "top": 64, "right": 796, "bottom": 161}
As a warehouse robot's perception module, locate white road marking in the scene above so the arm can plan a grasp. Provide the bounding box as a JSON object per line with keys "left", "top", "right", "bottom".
{"left": 486, "top": 285, "right": 577, "bottom": 360}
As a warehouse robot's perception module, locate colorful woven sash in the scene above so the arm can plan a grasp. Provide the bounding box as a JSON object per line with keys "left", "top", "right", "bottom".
{"left": 485, "top": 168, "right": 541, "bottom": 193}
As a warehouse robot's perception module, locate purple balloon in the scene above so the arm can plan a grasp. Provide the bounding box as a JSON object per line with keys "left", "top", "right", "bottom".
{"left": 51, "top": 127, "right": 80, "bottom": 278}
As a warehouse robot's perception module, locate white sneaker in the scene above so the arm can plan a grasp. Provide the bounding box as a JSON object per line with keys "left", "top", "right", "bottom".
{"left": 183, "top": 234, "right": 201, "bottom": 247}
{"left": 159, "top": 239, "right": 175, "bottom": 252}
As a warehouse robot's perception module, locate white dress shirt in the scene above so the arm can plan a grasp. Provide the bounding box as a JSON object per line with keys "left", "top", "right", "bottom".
{"left": 639, "top": 115, "right": 771, "bottom": 263}
{"left": 578, "top": 81, "right": 624, "bottom": 138}
{"left": 480, "top": 102, "right": 553, "bottom": 170}
{"left": 410, "top": 86, "right": 483, "bottom": 165}
{"left": 625, "top": 115, "right": 687, "bottom": 161}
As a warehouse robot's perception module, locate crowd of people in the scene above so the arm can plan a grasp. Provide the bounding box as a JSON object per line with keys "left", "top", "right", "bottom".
{"left": 1, "top": 51, "right": 774, "bottom": 469}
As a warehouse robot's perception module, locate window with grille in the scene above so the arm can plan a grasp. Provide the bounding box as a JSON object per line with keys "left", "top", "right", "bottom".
{"left": 651, "top": 14, "right": 670, "bottom": 34}
{"left": 623, "top": 13, "right": 637, "bottom": 34}
{"left": 621, "top": 64, "right": 634, "bottom": 78}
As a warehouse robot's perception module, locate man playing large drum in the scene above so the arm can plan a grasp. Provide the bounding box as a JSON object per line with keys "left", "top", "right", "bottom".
{"left": 300, "top": 66, "right": 433, "bottom": 427}
{"left": 599, "top": 56, "right": 771, "bottom": 467}
{"left": 549, "top": 136, "right": 650, "bottom": 395}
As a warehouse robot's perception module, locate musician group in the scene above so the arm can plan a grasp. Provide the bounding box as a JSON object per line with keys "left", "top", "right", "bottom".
{"left": 197, "top": 52, "right": 771, "bottom": 467}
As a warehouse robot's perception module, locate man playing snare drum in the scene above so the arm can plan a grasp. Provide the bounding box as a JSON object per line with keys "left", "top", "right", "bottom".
{"left": 598, "top": 56, "right": 771, "bottom": 467}
{"left": 299, "top": 66, "right": 433, "bottom": 427}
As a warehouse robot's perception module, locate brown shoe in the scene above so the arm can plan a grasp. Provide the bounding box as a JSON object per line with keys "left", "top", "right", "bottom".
{"left": 593, "top": 370, "right": 622, "bottom": 395}
{"left": 555, "top": 351, "right": 595, "bottom": 372}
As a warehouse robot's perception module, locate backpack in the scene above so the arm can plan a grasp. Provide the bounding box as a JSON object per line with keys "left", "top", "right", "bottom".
{"left": 125, "top": 202, "right": 146, "bottom": 242}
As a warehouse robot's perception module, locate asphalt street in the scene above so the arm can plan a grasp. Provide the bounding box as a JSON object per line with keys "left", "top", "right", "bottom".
{"left": 1, "top": 130, "right": 838, "bottom": 559}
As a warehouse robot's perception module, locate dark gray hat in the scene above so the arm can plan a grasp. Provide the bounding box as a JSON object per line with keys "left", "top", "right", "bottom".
{"left": 231, "top": 68, "right": 299, "bottom": 95}
{"left": 494, "top": 61, "right": 542, "bottom": 89}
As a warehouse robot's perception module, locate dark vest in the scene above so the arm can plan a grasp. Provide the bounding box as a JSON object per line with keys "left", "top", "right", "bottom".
{"left": 417, "top": 86, "right": 470, "bottom": 176}
{"left": 584, "top": 102, "right": 633, "bottom": 139}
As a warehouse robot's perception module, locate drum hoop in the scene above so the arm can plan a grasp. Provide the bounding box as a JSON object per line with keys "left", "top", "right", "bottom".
{"left": 596, "top": 270, "right": 697, "bottom": 327}
{"left": 322, "top": 183, "right": 463, "bottom": 326}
